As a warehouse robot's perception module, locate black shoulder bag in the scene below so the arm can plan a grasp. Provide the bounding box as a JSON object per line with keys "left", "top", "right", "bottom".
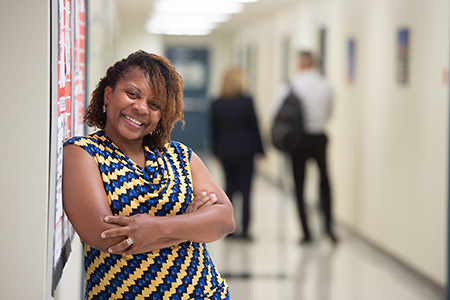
{"left": 271, "top": 87, "right": 304, "bottom": 153}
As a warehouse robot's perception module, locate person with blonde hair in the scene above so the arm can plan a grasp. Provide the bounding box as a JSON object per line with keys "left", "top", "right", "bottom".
{"left": 211, "top": 66, "right": 264, "bottom": 240}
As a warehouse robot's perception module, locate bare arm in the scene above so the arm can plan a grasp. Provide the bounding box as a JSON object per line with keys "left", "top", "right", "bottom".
{"left": 163, "top": 151, "right": 236, "bottom": 241}
{"left": 62, "top": 144, "right": 124, "bottom": 252}
{"left": 102, "top": 152, "right": 236, "bottom": 255}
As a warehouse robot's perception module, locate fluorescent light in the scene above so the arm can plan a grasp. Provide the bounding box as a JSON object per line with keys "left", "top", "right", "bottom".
{"left": 147, "top": 0, "right": 259, "bottom": 36}
{"left": 149, "top": 13, "right": 231, "bottom": 24}
{"left": 146, "top": 21, "right": 215, "bottom": 36}
{"left": 153, "top": 0, "right": 244, "bottom": 14}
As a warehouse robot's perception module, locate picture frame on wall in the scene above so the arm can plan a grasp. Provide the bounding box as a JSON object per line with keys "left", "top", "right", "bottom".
{"left": 397, "top": 27, "right": 409, "bottom": 85}
{"left": 347, "top": 38, "right": 356, "bottom": 84}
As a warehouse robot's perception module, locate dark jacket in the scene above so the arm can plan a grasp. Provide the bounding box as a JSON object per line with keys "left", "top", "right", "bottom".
{"left": 211, "top": 95, "right": 264, "bottom": 161}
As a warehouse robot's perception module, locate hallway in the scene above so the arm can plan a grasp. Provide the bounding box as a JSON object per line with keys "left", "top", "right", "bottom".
{"left": 205, "top": 158, "right": 445, "bottom": 300}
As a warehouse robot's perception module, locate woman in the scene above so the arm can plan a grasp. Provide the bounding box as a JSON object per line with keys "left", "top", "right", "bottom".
{"left": 63, "top": 50, "right": 235, "bottom": 299}
{"left": 210, "top": 67, "right": 264, "bottom": 240}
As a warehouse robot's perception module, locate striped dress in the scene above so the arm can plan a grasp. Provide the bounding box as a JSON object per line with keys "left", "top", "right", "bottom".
{"left": 65, "top": 131, "right": 229, "bottom": 300}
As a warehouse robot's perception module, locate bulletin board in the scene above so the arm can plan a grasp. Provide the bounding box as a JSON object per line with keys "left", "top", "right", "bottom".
{"left": 50, "top": 0, "right": 86, "bottom": 296}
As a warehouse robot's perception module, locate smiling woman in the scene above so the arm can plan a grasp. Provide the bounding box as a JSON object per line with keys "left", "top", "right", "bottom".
{"left": 62, "top": 50, "right": 235, "bottom": 300}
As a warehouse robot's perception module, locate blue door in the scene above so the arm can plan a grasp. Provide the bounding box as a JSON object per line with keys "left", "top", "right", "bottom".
{"left": 165, "top": 47, "right": 210, "bottom": 153}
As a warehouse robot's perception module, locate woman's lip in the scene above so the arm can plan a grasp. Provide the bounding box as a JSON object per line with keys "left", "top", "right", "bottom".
{"left": 123, "top": 114, "right": 144, "bottom": 127}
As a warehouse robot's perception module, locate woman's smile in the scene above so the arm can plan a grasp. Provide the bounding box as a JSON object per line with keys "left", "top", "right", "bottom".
{"left": 123, "top": 114, "right": 145, "bottom": 127}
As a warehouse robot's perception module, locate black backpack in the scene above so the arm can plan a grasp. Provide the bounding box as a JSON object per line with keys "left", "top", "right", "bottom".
{"left": 271, "top": 87, "right": 304, "bottom": 153}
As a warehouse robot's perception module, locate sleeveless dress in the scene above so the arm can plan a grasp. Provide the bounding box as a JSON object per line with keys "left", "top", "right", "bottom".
{"left": 64, "top": 131, "right": 229, "bottom": 300}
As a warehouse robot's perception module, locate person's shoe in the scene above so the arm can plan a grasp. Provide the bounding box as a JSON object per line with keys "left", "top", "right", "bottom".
{"left": 325, "top": 230, "right": 338, "bottom": 243}
{"left": 240, "top": 232, "right": 253, "bottom": 242}
{"left": 226, "top": 232, "right": 253, "bottom": 242}
{"left": 226, "top": 232, "right": 238, "bottom": 239}
{"left": 299, "top": 237, "right": 312, "bottom": 245}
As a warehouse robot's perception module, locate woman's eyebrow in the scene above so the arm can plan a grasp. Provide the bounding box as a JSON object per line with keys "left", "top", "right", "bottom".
{"left": 124, "top": 83, "right": 142, "bottom": 94}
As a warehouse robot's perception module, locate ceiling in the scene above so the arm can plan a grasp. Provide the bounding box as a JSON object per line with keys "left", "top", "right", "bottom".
{"left": 116, "top": 0, "right": 300, "bottom": 35}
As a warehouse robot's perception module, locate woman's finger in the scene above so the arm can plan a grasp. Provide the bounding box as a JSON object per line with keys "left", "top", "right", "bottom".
{"left": 101, "top": 227, "right": 128, "bottom": 239}
{"left": 107, "top": 237, "right": 134, "bottom": 254}
{"left": 104, "top": 215, "right": 128, "bottom": 225}
{"left": 186, "top": 192, "right": 217, "bottom": 213}
{"left": 187, "top": 192, "right": 209, "bottom": 213}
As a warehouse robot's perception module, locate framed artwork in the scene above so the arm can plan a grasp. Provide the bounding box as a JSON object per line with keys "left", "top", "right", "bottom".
{"left": 319, "top": 27, "right": 327, "bottom": 75}
{"left": 397, "top": 28, "right": 409, "bottom": 85}
{"left": 347, "top": 38, "right": 356, "bottom": 84}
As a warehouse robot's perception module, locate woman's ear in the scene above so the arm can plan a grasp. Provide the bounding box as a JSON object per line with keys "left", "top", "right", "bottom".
{"left": 104, "top": 86, "right": 112, "bottom": 105}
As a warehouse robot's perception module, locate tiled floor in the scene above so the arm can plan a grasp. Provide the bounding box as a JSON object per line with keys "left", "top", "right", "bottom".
{"left": 204, "top": 159, "right": 445, "bottom": 300}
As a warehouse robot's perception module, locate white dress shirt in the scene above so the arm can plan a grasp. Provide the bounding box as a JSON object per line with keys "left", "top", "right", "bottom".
{"left": 273, "top": 69, "right": 333, "bottom": 134}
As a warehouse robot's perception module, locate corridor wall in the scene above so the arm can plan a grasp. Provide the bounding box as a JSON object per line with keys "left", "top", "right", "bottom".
{"left": 229, "top": 0, "right": 449, "bottom": 287}
{"left": 0, "top": 0, "right": 52, "bottom": 299}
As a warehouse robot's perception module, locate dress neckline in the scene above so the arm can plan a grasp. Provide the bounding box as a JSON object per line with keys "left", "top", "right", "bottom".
{"left": 98, "top": 130, "right": 168, "bottom": 181}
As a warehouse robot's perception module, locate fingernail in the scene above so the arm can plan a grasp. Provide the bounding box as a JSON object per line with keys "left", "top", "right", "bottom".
{"left": 104, "top": 217, "right": 109, "bottom": 222}
{"left": 101, "top": 233, "right": 105, "bottom": 238}
{"left": 200, "top": 191, "right": 206, "bottom": 196}
{"left": 108, "top": 248, "right": 113, "bottom": 253}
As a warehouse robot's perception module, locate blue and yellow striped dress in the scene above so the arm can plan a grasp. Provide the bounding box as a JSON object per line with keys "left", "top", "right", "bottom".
{"left": 65, "top": 131, "right": 229, "bottom": 300}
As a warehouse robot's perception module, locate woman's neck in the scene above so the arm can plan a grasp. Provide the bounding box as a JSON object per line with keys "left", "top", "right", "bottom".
{"left": 104, "top": 129, "right": 146, "bottom": 168}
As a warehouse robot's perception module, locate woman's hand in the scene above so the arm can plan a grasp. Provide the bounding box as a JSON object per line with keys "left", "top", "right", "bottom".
{"left": 101, "top": 214, "right": 164, "bottom": 255}
{"left": 186, "top": 191, "right": 218, "bottom": 213}
{"left": 100, "top": 191, "right": 218, "bottom": 255}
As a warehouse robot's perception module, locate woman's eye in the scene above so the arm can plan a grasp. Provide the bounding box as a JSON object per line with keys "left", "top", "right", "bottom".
{"left": 127, "top": 91, "right": 138, "bottom": 98}
{"left": 150, "top": 102, "right": 160, "bottom": 110}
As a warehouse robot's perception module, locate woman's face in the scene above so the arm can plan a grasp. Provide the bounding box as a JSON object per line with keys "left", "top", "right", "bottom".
{"left": 103, "top": 66, "right": 162, "bottom": 146}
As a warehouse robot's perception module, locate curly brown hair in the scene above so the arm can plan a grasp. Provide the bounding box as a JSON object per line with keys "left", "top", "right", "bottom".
{"left": 84, "top": 50, "right": 185, "bottom": 149}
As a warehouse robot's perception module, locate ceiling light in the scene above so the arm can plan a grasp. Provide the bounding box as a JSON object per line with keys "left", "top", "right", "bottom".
{"left": 149, "top": 13, "right": 231, "bottom": 24}
{"left": 153, "top": 0, "right": 244, "bottom": 14}
{"left": 147, "top": 0, "right": 259, "bottom": 36}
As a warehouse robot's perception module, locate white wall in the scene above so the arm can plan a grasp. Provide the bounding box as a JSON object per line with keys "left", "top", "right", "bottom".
{"left": 327, "top": 0, "right": 449, "bottom": 285}
{"left": 0, "top": 0, "right": 51, "bottom": 299}
{"left": 230, "top": 0, "right": 449, "bottom": 286}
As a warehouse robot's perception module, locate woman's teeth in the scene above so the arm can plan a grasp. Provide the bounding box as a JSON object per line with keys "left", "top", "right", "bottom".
{"left": 124, "top": 115, "right": 143, "bottom": 126}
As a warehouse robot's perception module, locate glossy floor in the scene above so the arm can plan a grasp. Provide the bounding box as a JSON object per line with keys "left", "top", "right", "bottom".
{"left": 205, "top": 165, "right": 445, "bottom": 300}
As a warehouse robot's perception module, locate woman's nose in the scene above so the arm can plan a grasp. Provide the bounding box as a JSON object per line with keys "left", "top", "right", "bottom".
{"left": 133, "top": 98, "right": 149, "bottom": 112}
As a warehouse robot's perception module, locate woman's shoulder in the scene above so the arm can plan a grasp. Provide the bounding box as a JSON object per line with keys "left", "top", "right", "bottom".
{"left": 63, "top": 131, "right": 109, "bottom": 156}
{"left": 164, "top": 141, "right": 193, "bottom": 162}
{"left": 64, "top": 131, "right": 103, "bottom": 145}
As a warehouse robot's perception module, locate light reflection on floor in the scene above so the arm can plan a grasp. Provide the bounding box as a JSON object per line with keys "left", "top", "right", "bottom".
{"left": 205, "top": 161, "right": 444, "bottom": 300}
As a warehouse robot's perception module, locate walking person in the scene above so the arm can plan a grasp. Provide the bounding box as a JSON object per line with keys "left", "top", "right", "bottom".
{"left": 211, "top": 66, "right": 265, "bottom": 240}
{"left": 274, "top": 51, "right": 336, "bottom": 244}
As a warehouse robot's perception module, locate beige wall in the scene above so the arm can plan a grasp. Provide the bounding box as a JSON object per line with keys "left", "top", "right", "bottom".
{"left": 231, "top": 0, "right": 449, "bottom": 286}
{"left": 0, "top": 0, "right": 51, "bottom": 299}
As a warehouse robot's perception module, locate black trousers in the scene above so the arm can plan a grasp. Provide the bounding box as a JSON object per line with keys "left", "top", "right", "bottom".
{"left": 222, "top": 155, "right": 254, "bottom": 235}
{"left": 291, "top": 134, "right": 333, "bottom": 239}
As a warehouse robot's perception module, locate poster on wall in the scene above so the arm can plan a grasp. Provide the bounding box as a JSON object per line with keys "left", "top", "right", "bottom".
{"left": 74, "top": 0, "right": 86, "bottom": 135}
{"left": 52, "top": 0, "right": 73, "bottom": 294}
{"left": 51, "top": 0, "right": 86, "bottom": 294}
{"left": 397, "top": 28, "right": 409, "bottom": 85}
{"left": 347, "top": 38, "right": 356, "bottom": 84}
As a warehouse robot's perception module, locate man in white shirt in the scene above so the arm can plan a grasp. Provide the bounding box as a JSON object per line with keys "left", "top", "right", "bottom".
{"left": 276, "top": 51, "right": 336, "bottom": 244}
